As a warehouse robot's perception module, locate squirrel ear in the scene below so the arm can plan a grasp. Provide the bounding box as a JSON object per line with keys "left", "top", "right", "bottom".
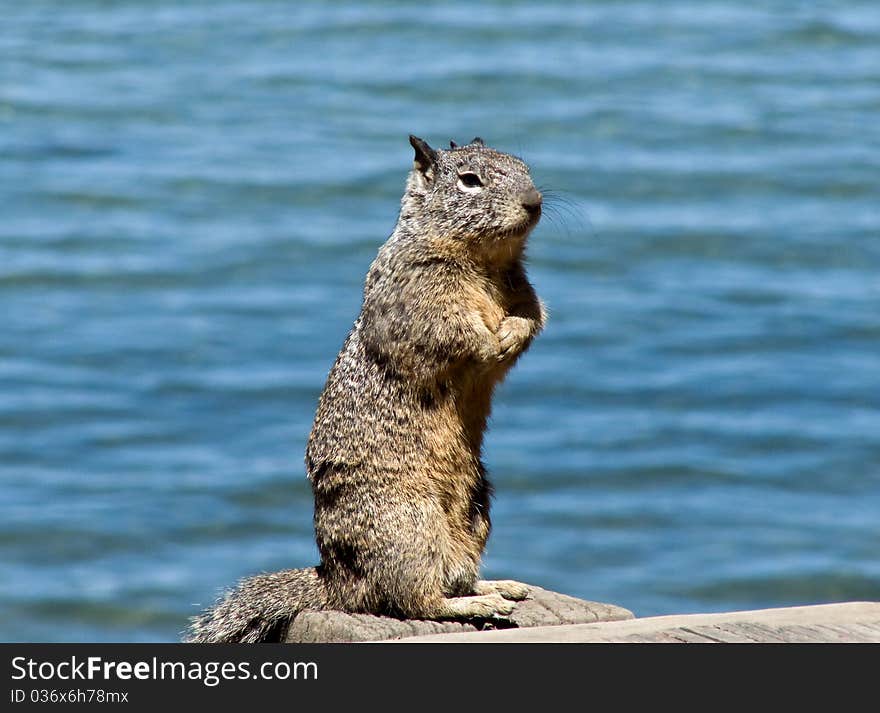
{"left": 449, "top": 140, "right": 458, "bottom": 149}
{"left": 409, "top": 135, "right": 438, "bottom": 174}
{"left": 470, "top": 136, "right": 484, "bottom": 147}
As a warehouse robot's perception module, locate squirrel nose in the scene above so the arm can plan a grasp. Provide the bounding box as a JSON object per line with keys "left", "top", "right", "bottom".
{"left": 520, "top": 188, "right": 542, "bottom": 213}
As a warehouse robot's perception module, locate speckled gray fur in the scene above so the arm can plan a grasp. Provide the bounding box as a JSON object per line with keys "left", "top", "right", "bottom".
{"left": 186, "top": 136, "right": 545, "bottom": 643}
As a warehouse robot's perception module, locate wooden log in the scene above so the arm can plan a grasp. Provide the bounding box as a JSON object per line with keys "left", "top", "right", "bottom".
{"left": 283, "top": 584, "right": 634, "bottom": 643}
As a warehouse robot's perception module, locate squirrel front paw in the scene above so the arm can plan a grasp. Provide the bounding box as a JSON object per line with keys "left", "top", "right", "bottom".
{"left": 495, "top": 316, "right": 534, "bottom": 361}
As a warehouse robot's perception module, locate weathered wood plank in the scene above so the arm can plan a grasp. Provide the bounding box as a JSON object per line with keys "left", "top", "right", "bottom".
{"left": 774, "top": 624, "right": 838, "bottom": 643}
{"left": 620, "top": 632, "right": 686, "bottom": 643}
{"left": 664, "top": 627, "right": 726, "bottom": 643}
{"left": 399, "top": 601, "right": 880, "bottom": 643}
{"left": 841, "top": 621, "right": 880, "bottom": 641}
{"left": 808, "top": 624, "right": 879, "bottom": 643}
{"left": 682, "top": 624, "right": 757, "bottom": 643}
{"left": 725, "top": 622, "right": 791, "bottom": 642}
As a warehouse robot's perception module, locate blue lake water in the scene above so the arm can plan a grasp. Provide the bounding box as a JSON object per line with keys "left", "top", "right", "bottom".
{"left": 2, "top": 1, "right": 879, "bottom": 641}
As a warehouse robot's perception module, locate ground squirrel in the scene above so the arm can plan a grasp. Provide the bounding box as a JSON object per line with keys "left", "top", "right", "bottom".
{"left": 186, "top": 135, "right": 546, "bottom": 643}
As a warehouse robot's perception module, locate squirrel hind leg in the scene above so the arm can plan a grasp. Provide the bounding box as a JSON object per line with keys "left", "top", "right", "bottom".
{"left": 474, "top": 579, "right": 531, "bottom": 601}
{"left": 432, "top": 593, "right": 516, "bottom": 620}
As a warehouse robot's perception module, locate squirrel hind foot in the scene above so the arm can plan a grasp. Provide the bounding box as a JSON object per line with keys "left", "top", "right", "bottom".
{"left": 474, "top": 579, "right": 531, "bottom": 601}
{"left": 434, "top": 593, "right": 516, "bottom": 619}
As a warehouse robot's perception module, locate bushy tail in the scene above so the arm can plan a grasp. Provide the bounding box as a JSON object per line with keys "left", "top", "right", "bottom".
{"left": 185, "top": 567, "right": 328, "bottom": 643}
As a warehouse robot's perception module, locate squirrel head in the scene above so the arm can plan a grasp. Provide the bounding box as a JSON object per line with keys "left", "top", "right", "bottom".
{"left": 401, "top": 135, "right": 542, "bottom": 263}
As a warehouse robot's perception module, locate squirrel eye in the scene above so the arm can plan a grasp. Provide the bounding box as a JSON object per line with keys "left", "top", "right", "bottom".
{"left": 458, "top": 172, "right": 484, "bottom": 189}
